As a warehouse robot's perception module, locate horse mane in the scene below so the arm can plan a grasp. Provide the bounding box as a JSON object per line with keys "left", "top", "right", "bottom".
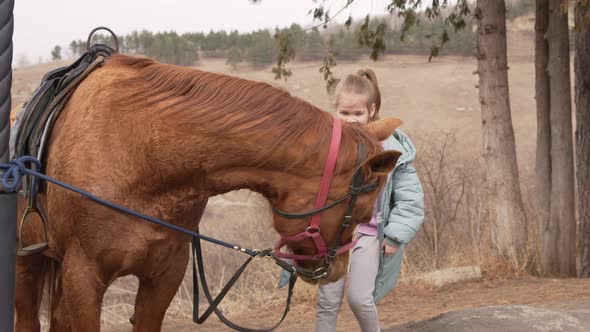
{"left": 108, "top": 54, "right": 379, "bottom": 172}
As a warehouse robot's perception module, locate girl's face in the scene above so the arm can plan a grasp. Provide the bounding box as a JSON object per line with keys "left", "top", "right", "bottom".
{"left": 335, "top": 92, "right": 375, "bottom": 125}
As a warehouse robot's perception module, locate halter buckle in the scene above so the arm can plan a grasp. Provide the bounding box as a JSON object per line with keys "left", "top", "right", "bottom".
{"left": 252, "top": 248, "right": 273, "bottom": 260}
{"left": 305, "top": 226, "right": 320, "bottom": 234}
{"left": 343, "top": 215, "right": 352, "bottom": 225}
{"left": 311, "top": 266, "right": 329, "bottom": 279}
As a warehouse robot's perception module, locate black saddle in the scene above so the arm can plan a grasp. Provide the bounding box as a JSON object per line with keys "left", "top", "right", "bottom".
{"left": 15, "top": 44, "right": 115, "bottom": 165}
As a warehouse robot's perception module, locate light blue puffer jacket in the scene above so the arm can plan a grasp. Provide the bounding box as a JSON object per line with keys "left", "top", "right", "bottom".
{"left": 373, "top": 129, "right": 424, "bottom": 302}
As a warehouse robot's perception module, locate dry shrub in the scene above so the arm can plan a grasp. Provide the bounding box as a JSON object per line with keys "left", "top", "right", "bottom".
{"left": 402, "top": 130, "right": 537, "bottom": 283}
{"left": 403, "top": 131, "right": 486, "bottom": 277}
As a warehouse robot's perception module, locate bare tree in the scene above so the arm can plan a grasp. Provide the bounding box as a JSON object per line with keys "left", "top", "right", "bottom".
{"left": 543, "top": 0, "right": 577, "bottom": 276}
{"left": 575, "top": 0, "right": 590, "bottom": 277}
{"left": 475, "top": 0, "right": 528, "bottom": 267}
{"left": 535, "top": 0, "right": 555, "bottom": 274}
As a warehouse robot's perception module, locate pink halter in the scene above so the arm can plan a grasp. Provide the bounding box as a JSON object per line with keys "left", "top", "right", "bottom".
{"left": 273, "top": 117, "right": 359, "bottom": 261}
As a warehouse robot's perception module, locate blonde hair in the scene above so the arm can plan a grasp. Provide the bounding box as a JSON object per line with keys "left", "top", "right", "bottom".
{"left": 332, "top": 68, "right": 381, "bottom": 122}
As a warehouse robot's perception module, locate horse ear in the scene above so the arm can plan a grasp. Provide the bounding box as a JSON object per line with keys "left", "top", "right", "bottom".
{"left": 361, "top": 150, "right": 402, "bottom": 177}
{"left": 365, "top": 118, "right": 403, "bottom": 141}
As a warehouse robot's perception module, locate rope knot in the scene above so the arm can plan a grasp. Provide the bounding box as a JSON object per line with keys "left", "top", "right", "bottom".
{"left": 0, "top": 156, "right": 42, "bottom": 192}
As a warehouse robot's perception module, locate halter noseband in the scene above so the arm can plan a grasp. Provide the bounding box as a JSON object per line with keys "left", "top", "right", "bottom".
{"left": 271, "top": 118, "right": 378, "bottom": 279}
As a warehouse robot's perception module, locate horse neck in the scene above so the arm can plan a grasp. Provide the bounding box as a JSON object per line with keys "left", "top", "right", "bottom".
{"left": 201, "top": 127, "right": 325, "bottom": 199}
{"left": 205, "top": 132, "right": 365, "bottom": 210}
{"left": 130, "top": 76, "right": 355, "bottom": 199}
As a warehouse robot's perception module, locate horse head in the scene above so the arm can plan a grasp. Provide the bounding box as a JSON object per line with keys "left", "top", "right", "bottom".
{"left": 271, "top": 117, "right": 403, "bottom": 283}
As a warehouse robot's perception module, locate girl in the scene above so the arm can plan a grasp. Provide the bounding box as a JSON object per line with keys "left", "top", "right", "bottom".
{"left": 314, "top": 69, "right": 424, "bottom": 332}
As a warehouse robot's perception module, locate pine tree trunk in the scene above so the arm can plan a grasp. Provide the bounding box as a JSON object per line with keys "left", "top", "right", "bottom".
{"left": 547, "top": 0, "right": 576, "bottom": 276}
{"left": 535, "top": 0, "right": 555, "bottom": 274}
{"left": 575, "top": 0, "right": 590, "bottom": 277}
{"left": 476, "top": 0, "right": 528, "bottom": 266}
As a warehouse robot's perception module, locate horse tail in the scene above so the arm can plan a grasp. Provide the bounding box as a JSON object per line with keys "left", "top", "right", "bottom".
{"left": 43, "top": 257, "right": 61, "bottom": 328}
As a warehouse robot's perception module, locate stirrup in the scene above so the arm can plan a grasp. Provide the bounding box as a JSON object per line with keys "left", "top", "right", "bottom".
{"left": 17, "top": 207, "right": 49, "bottom": 256}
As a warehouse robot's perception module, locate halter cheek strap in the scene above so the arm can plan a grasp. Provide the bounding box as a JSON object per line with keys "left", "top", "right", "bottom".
{"left": 273, "top": 117, "right": 342, "bottom": 260}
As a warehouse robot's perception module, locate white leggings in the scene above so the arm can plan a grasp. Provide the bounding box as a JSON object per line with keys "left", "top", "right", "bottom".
{"left": 315, "top": 235, "right": 381, "bottom": 332}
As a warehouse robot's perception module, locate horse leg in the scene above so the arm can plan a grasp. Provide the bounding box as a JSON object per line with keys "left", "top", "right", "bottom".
{"left": 14, "top": 254, "right": 46, "bottom": 332}
{"left": 132, "top": 246, "right": 189, "bottom": 332}
{"left": 61, "top": 243, "right": 108, "bottom": 332}
{"left": 49, "top": 264, "right": 71, "bottom": 332}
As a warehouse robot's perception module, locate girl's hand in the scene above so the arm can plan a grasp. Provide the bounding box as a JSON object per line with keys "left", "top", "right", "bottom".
{"left": 382, "top": 242, "right": 400, "bottom": 256}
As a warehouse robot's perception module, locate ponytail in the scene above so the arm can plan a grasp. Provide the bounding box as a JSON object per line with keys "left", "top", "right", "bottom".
{"left": 357, "top": 69, "right": 381, "bottom": 119}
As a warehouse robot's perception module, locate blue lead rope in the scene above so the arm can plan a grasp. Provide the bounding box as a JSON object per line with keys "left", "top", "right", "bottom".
{"left": 0, "top": 156, "right": 258, "bottom": 256}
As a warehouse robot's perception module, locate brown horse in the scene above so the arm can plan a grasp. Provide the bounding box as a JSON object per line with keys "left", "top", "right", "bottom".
{"left": 14, "top": 54, "right": 402, "bottom": 332}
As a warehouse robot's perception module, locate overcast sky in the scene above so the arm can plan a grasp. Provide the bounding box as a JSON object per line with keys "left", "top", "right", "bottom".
{"left": 12, "top": 0, "right": 392, "bottom": 65}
